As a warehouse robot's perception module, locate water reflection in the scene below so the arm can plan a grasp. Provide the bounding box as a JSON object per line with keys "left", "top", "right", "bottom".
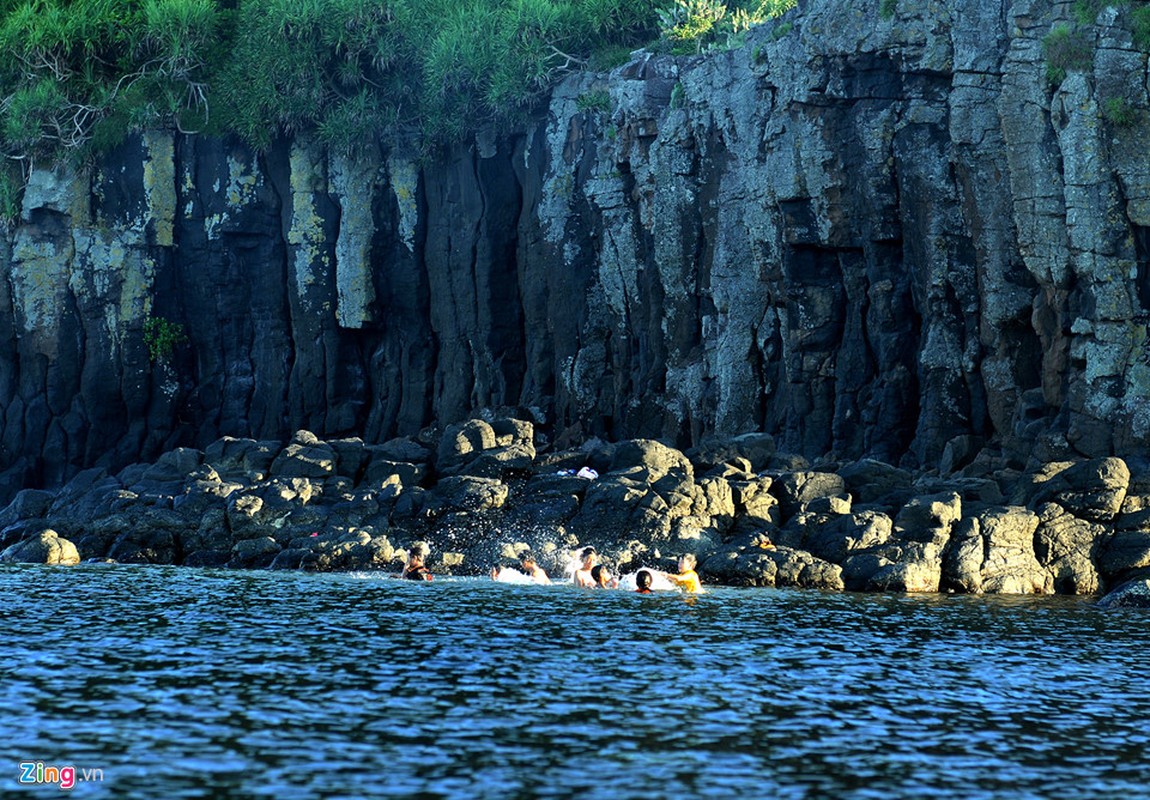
{"left": 1, "top": 565, "right": 1148, "bottom": 798}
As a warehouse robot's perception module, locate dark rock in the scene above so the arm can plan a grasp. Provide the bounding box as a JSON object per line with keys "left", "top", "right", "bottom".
{"left": 0, "top": 488, "right": 55, "bottom": 529}
{"left": 184, "top": 550, "right": 231, "bottom": 567}
{"left": 230, "top": 536, "right": 282, "bottom": 568}
{"left": 428, "top": 476, "right": 509, "bottom": 513}
{"left": 772, "top": 471, "right": 847, "bottom": 521}
{"left": 270, "top": 431, "right": 336, "bottom": 480}
{"left": 839, "top": 459, "right": 914, "bottom": 505}
{"left": 1097, "top": 579, "right": 1150, "bottom": 609}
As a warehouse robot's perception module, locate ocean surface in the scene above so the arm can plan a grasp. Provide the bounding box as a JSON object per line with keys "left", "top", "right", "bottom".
{"left": 2, "top": 563, "right": 1148, "bottom": 799}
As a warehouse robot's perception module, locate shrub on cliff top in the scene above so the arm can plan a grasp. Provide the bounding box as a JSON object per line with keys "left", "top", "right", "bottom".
{"left": 657, "top": 0, "right": 795, "bottom": 54}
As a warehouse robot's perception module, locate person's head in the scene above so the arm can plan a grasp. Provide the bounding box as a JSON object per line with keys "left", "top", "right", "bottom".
{"left": 636, "top": 569, "right": 653, "bottom": 590}
{"left": 580, "top": 546, "right": 597, "bottom": 567}
{"left": 591, "top": 564, "right": 611, "bottom": 586}
{"left": 519, "top": 551, "right": 537, "bottom": 569}
{"left": 678, "top": 553, "right": 697, "bottom": 572}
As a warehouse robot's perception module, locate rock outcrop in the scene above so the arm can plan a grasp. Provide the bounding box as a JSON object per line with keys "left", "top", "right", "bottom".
{"left": 2, "top": 0, "right": 1150, "bottom": 507}
{"left": 0, "top": 422, "right": 1144, "bottom": 596}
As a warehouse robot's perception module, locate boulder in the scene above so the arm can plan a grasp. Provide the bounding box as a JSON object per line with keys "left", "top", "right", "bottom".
{"left": 801, "top": 510, "right": 893, "bottom": 565}
{"left": 0, "top": 530, "right": 80, "bottom": 565}
{"left": 772, "top": 471, "right": 846, "bottom": 520}
{"left": 1033, "top": 503, "right": 1105, "bottom": 594}
{"left": 609, "top": 440, "right": 694, "bottom": 481}
{"left": 686, "top": 432, "right": 776, "bottom": 471}
{"left": 838, "top": 459, "right": 914, "bottom": 505}
{"left": 1097, "top": 579, "right": 1150, "bottom": 609}
{"left": 270, "top": 431, "right": 337, "bottom": 479}
{"left": 1017, "top": 458, "right": 1130, "bottom": 521}
{"left": 230, "top": 536, "right": 282, "bottom": 568}
{"left": 437, "top": 419, "right": 498, "bottom": 474}
{"left": 1102, "top": 532, "right": 1150, "bottom": 575}
{"left": 0, "top": 488, "right": 55, "bottom": 529}
{"left": 942, "top": 506, "right": 1051, "bottom": 594}
{"left": 1055, "top": 458, "right": 1130, "bottom": 521}
{"left": 428, "top": 476, "right": 509, "bottom": 513}
{"left": 703, "top": 545, "right": 842, "bottom": 590}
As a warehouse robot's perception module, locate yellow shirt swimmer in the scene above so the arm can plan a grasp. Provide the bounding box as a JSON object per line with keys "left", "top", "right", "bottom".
{"left": 666, "top": 554, "right": 702, "bottom": 593}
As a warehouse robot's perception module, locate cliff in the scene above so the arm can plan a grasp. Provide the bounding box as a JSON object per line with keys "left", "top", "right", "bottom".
{"left": 2, "top": 0, "right": 1150, "bottom": 497}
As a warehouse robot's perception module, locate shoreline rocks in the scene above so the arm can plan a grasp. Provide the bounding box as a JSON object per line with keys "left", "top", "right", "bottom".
{"left": 2, "top": 416, "right": 1150, "bottom": 600}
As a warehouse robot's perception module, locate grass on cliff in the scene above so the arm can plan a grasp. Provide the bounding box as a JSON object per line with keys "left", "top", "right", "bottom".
{"left": 0, "top": 0, "right": 802, "bottom": 177}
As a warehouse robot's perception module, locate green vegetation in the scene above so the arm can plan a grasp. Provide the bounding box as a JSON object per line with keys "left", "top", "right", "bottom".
{"left": 0, "top": 0, "right": 663, "bottom": 168}
{"left": 0, "top": 0, "right": 802, "bottom": 175}
{"left": 143, "top": 315, "right": 187, "bottom": 363}
{"left": 1103, "top": 96, "right": 1139, "bottom": 126}
{"left": 656, "top": 0, "right": 795, "bottom": 54}
{"left": 1042, "top": 23, "right": 1093, "bottom": 85}
{"left": 1073, "top": 0, "right": 1105, "bottom": 25}
{"left": 1133, "top": 5, "right": 1150, "bottom": 49}
{"left": 576, "top": 89, "right": 613, "bottom": 113}
{"left": 0, "top": 163, "right": 21, "bottom": 225}
{"left": 879, "top": 0, "right": 897, "bottom": 20}
{"left": 771, "top": 20, "right": 793, "bottom": 40}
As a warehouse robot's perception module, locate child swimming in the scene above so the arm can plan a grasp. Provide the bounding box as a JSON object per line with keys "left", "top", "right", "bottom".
{"left": 573, "top": 546, "right": 598, "bottom": 588}
{"left": 591, "top": 564, "right": 618, "bottom": 589}
{"left": 664, "top": 553, "right": 702, "bottom": 593}
{"left": 635, "top": 569, "right": 654, "bottom": 594}
{"left": 401, "top": 542, "right": 433, "bottom": 581}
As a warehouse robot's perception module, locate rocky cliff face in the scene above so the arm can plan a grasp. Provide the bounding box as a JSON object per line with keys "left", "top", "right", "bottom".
{"left": 2, "top": 0, "right": 1150, "bottom": 496}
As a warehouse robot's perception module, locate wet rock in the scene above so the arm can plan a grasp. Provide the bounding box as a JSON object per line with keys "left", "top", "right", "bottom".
{"left": 184, "top": 550, "right": 230, "bottom": 567}
{"left": 1097, "top": 579, "right": 1150, "bottom": 609}
{"left": 703, "top": 545, "right": 842, "bottom": 590}
{"left": 230, "top": 536, "right": 281, "bottom": 568}
{"left": 0, "top": 529, "right": 80, "bottom": 565}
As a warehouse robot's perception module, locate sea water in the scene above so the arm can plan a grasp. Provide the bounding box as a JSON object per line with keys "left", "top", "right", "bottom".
{"left": 2, "top": 564, "right": 1149, "bottom": 799}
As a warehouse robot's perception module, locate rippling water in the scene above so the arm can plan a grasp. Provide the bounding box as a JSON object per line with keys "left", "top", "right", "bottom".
{"left": 3, "top": 564, "right": 1149, "bottom": 799}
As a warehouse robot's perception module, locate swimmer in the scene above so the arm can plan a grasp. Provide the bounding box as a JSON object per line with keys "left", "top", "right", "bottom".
{"left": 401, "top": 542, "right": 433, "bottom": 581}
{"left": 635, "top": 569, "right": 654, "bottom": 594}
{"left": 519, "top": 551, "right": 551, "bottom": 585}
{"left": 591, "top": 564, "right": 618, "bottom": 589}
{"left": 573, "top": 546, "right": 597, "bottom": 588}
{"left": 663, "top": 553, "right": 701, "bottom": 593}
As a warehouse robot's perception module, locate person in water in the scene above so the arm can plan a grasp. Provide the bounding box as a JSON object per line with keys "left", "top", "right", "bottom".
{"left": 519, "top": 551, "right": 551, "bottom": 585}
{"left": 401, "top": 542, "right": 433, "bottom": 581}
{"left": 635, "top": 569, "right": 654, "bottom": 594}
{"left": 664, "top": 553, "right": 702, "bottom": 593}
{"left": 591, "top": 564, "right": 618, "bottom": 589}
{"left": 573, "top": 546, "right": 598, "bottom": 588}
